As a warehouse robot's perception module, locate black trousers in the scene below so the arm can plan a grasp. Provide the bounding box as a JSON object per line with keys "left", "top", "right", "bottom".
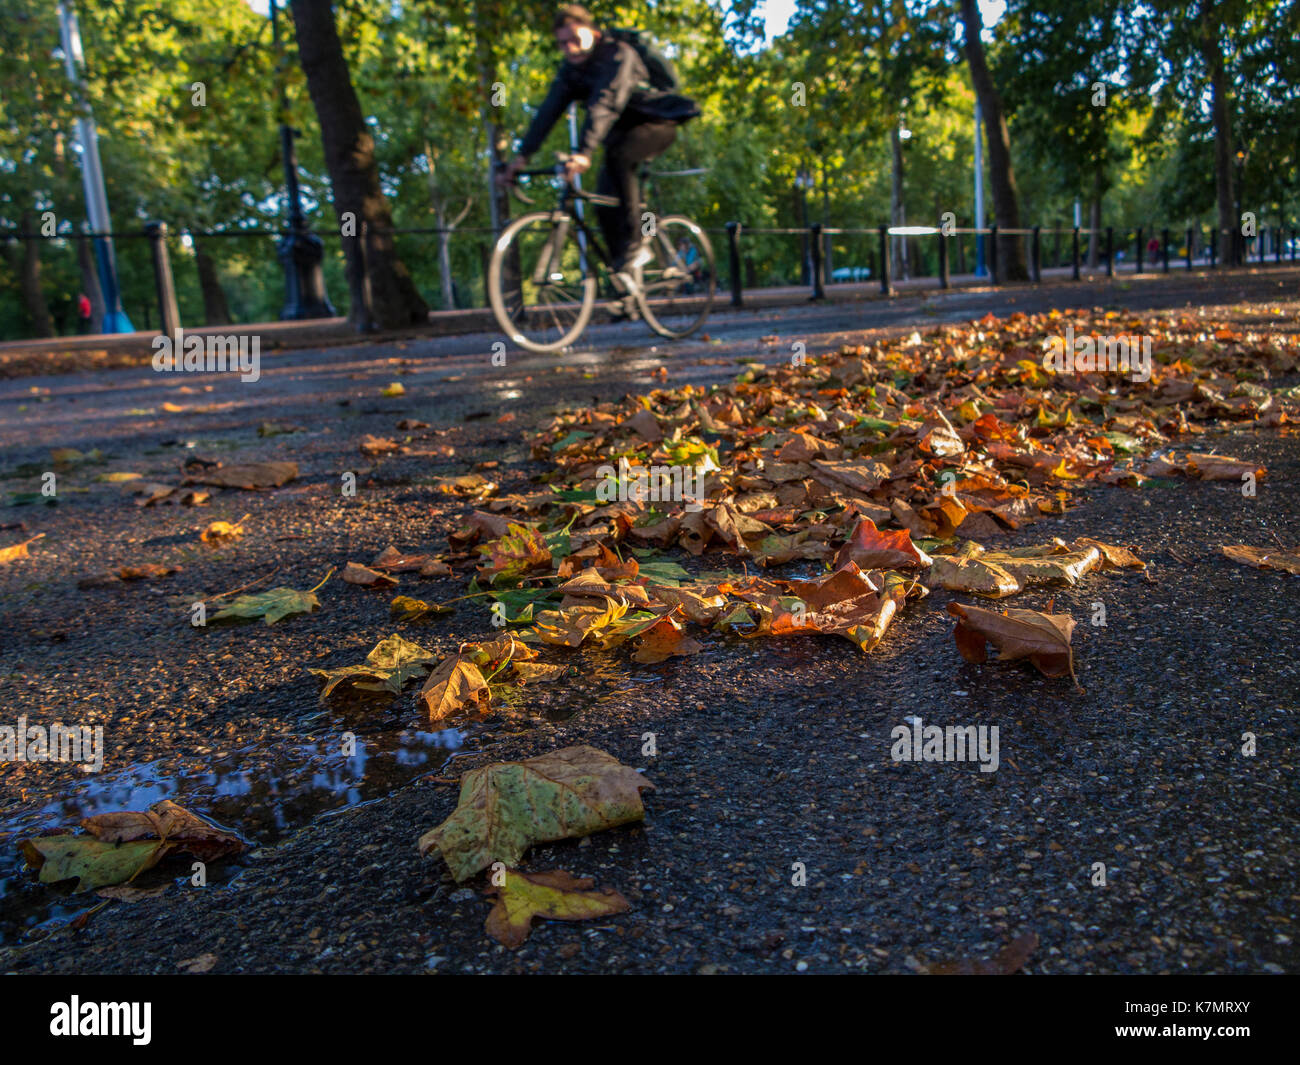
{"left": 595, "top": 119, "right": 678, "bottom": 270}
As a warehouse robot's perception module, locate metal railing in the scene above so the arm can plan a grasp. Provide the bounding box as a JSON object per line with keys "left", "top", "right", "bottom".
{"left": 2, "top": 218, "right": 1296, "bottom": 341}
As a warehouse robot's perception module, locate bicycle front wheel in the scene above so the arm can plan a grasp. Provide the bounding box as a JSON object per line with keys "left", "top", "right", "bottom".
{"left": 635, "top": 216, "right": 716, "bottom": 340}
{"left": 488, "top": 211, "right": 597, "bottom": 353}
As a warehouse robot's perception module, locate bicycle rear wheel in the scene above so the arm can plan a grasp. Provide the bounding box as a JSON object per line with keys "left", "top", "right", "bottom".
{"left": 635, "top": 216, "right": 716, "bottom": 340}
{"left": 488, "top": 211, "right": 596, "bottom": 353}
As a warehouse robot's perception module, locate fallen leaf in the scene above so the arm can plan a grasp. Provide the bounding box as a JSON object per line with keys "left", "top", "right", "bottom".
{"left": 342, "top": 562, "right": 399, "bottom": 588}
{"left": 420, "top": 654, "right": 490, "bottom": 723}
{"left": 1221, "top": 544, "right": 1300, "bottom": 575}
{"left": 200, "top": 514, "right": 248, "bottom": 544}
{"left": 210, "top": 578, "right": 326, "bottom": 625}
{"left": 418, "top": 745, "right": 653, "bottom": 881}
{"left": 0, "top": 532, "right": 44, "bottom": 564}
{"left": 485, "top": 868, "right": 630, "bottom": 948}
{"left": 185, "top": 461, "right": 298, "bottom": 490}
{"left": 308, "top": 634, "right": 439, "bottom": 699}
{"left": 947, "top": 602, "right": 1077, "bottom": 681}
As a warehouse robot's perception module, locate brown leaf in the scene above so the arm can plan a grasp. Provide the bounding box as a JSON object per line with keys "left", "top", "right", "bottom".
{"left": 420, "top": 655, "right": 490, "bottom": 723}
{"left": 947, "top": 602, "right": 1077, "bottom": 681}
{"left": 833, "top": 517, "right": 932, "bottom": 570}
{"left": 342, "top": 562, "right": 399, "bottom": 587}
{"left": 1221, "top": 544, "right": 1300, "bottom": 575}
{"left": 184, "top": 461, "right": 298, "bottom": 490}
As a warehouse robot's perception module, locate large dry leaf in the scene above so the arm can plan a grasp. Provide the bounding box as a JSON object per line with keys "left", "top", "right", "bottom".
{"left": 308, "top": 634, "right": 439, "bottom": 699}
{"left": 420, "top": 655, "right": 490, "bottom": 723}
{"left": 342, "top": 561, "right": 399, "bottom": 587}
{"left": 185, "top": 461, "right": 298, "bottom": 490}
{"left": 418, "top": 745, "right": 653, "bottom": 881}
{"left": 531, "top": 597, "right": 628, "bottom": 647}
{"left": 833, "top": 517, "right": 932, "bottom": 570}
{"left": 485, "top": 868, "right": 630, "bottom": 948}
{"left": 928, "top": 554, "right": 1023, "bottom": 598}
{"left": 631, "top": 614, "right": 704, "bottom": 664}
{"left": 947, "top": 602, "right": 1077, "bottom": 681}
{"left": 20, "top": 800, "right": 243, "bottom": 892}
{"left": 1221, "top": 544, "right": 1300, "bottom": 575}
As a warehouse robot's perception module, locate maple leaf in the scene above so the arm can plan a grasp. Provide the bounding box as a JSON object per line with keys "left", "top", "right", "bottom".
{"left": 418, "top": 746, "right": 653, "bottom": 881}
{"left": 947, "top": 602, "right": 1077, "bottom": 682}
{"left": 485, "top": 869, "right": 631, "bottom": 948}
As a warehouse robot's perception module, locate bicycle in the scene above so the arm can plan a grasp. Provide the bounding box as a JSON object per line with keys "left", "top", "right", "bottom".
{"left": 488, "top": 152, "right": 716, "bottom": 353}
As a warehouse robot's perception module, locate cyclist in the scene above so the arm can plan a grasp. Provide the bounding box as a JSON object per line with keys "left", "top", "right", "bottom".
{"left": 498, "top": 5, "right": 699, "bottom": 303}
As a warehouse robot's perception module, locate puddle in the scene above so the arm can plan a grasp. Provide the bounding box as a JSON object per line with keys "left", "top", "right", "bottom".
{"left": 0, "top": 646, "right": 668, "bottom": 947}
{"left": 0, "top": 723, "right": 468, "bottom": 946}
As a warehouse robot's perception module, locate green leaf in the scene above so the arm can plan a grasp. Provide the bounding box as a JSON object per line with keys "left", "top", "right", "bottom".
{"left": 210, "top": 585, "right": 322, "bottom": 625}
{"left": 417, "top": 745, "right": 654, "bottom": 881}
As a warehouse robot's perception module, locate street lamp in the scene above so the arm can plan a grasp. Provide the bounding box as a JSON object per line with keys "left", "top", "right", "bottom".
{"left": 269, "top": 0, "right": 334, "bottom": 319}
{"left": 56, "top": 1, "right": 133, "bottom": 333}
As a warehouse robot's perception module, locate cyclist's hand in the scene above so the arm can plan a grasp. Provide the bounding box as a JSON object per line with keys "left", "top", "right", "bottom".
{"left": 496, "top": 156, "right": 526, "bottom": 188}
{"left": 564, "top": 153, "right": 591, "bottom": 180}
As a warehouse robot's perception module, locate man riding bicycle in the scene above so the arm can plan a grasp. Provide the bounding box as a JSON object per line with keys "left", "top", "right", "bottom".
{"left": 499, "top": 5, "right": 699, "bottom": 302}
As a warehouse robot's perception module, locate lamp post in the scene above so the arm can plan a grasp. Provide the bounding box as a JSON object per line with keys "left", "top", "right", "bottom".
{"left": 56, "top": 2, "right": 133, "bottom": 333}
{"left": 1233, "top": 143, "right": 1248, "bottom": 266}
{"left": 270, "top": 0, "right": 334, "bottom": 319}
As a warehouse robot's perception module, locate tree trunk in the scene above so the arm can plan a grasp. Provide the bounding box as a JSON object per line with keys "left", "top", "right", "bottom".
{"left": 960, "top": 0, "right": 1027, "bottom": 281}
{"left": 1205, "top": 48, "right": 1237, "bottom": 265}
{"left": 19, "top": 210, "right": 54, "bottom": 338}
{"left": 192, "top": 237, "right": 233, "bottom": 326}
{"left": 288, "top": 0, "right": 428, "bottom": 330}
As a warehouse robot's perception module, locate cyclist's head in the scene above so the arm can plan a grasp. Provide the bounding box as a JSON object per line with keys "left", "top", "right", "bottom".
{"left": 554, "top": 4, "right": 600, "bottom": 63}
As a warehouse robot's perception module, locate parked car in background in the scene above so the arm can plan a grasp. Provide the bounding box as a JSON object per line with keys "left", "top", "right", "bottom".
{"left": 831, "top": 266, "right": 872, "bottom": 282}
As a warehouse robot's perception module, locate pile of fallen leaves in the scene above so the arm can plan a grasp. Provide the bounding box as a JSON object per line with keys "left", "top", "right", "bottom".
{"left": 396, "top": 309, "right": 1294, "bottom": 719}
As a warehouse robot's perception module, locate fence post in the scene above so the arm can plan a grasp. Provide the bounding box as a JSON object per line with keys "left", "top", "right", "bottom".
{"left": 1161, "top": 227, "right": 1169, "bottom": 273}
{"left": 143, "top": 221, "right": 181, "bottom": 338}
{"left": 809, "top": 222, "right": 826, "bottom": 300}
{"left": 938, "top": 230, "right": 950, "bottom": 289}
{"left": 1210, "top": 230, "right": 1218, "bottom": 269}
{"left": 1277, "top": 226, "right": 1284, "bottom": 265}
{"left": 725, "top": 221, "right": 743, "bottom": 308}
{"left": 1185, "top": 227, "right": 1193, "bottom": 270}
{"left": 1293, "top": 228, "right": 1298, "bottom": 263}
{"left": 988, "top": 224, "right": 999, "bottom": 284}
{"left": 1031, "top": 225, "right": 1041, "bottom": 282}
{"left": 1105, "top": 227, "right": 1114, "bottom": 276}
{"left": 1072, "top": 227, "right": 1080, "bottom": 280}
{"left": 1260, "top": 226, "right": 1267, "bottom": 264}
{"left": 878, "top": 225, "right": 892, "bottom": 295}
{"left": 1136, "top": 227, "right": 1144, "bottom": 274}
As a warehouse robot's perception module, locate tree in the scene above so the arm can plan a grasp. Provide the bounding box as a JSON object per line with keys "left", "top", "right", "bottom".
{"left": 958, "top": 0, "right": 1028, "bottom": 280}
{"left": 288, "top": 0, "right": 427, "bottom": 330}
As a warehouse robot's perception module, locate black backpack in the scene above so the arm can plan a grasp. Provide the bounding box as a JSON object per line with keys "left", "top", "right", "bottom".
{"left": 607, "top": 27, "right": 679, "bottom": 92}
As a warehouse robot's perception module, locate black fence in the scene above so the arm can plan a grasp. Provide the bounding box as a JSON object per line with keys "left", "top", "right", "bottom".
{"left": 2, "top": 218, "right": 1296, "bottom": 342}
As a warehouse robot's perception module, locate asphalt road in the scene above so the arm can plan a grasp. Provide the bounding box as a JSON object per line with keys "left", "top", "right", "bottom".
{"left": 1, "top": 268, "right": 1297, "bottom": 973}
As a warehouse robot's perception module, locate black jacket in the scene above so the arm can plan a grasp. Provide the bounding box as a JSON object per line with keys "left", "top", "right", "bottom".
{"left": 518, "top": 36, "right": 697, "bottom": 159}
